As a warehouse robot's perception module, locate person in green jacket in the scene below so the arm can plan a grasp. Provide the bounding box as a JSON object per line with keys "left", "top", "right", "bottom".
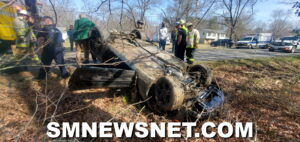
{"left": 73, "top": 14, "right": 96, "bottom": 65}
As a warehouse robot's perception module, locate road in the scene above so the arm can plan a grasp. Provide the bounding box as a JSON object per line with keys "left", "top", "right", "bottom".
{"left": 64, "top": 46, "right": 300, "bottom": 63}
{"left": 166, "top": 47, "right": 300, "bottom": 61}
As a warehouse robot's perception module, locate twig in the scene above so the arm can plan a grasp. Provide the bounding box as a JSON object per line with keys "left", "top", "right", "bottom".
{"left": 14, "top": 92, "right": 39, "bottom": 141}
{"left": 0, "top": 0, "right": 16, "bottom": 11}
{"left": 43, "top": 74, "right": 49, "bottom": 125}
{"left": 49, "top": 85, "right": 68, "bottom": 123}
{"left": 0, "top": 50, "right": 158, "bottom": 71}
{"left": 48, "top": 0, "right": 58, "bottom": 25}
{"left": 107, "top": 97, "right": 151, "bottom": 122}
{"left": 46, "top": 105, "right": 92, "bottom": 120}
{"left": 134, "top": 105, "right": 145, "bottom": 122}
{"left": 94, "top": 0, "right": 109, "bottom": 12}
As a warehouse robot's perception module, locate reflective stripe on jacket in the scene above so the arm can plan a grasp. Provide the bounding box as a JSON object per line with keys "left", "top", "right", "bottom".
{"left": 13, "top": 17, "right": 32, "bottom": 48}
{"left": 187, "top": 29, "right": 200, "bottom": 48}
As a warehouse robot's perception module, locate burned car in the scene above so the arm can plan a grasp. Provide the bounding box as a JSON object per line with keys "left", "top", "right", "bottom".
{"left": 69, "top": 30, "right": 224, "bottom": 120}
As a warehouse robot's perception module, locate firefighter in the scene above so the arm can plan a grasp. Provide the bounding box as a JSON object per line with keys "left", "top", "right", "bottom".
{"left": 12, "top": 10, "right": 35, "bottom": 59}
{"left": 175, "top": 22, "right": 187, "bottom": 60}
{"left": 179, "top": 20, "right": 188, "bottom": 35}
{"left": 186, "top": 22, "right": 200, "bottom": 64}
{"left": 36, "top": 16, "right": 70, "bottom": 80}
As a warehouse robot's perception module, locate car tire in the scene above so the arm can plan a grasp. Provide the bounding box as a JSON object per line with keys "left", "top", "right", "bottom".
{"left": 290, "top": 47, "right": 296, "bottom": 53}
{"left": 154, "top": 76, "right": 184, "bottom": 112}
{"left": 269, "top": 48, "right": 274, "bottom": 52}
{"left": 188, "top": 64, "right": 213, "bottom": 86}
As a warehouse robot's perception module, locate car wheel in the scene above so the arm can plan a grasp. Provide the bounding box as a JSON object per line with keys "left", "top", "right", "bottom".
{"left": 188, "top": 64, "right": 213, "bottom": 86}
{"left": 269, "top": 48, "right": 274, "bottom": 52}
{"left": 154, "top": 76, "right": 184, "bottom": 112}
{"left": 290, "top": 47, "right": 296, "bottom": 53}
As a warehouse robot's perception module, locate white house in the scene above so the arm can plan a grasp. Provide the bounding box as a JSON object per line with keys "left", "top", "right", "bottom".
{"left": 199, "top": 29, "right": 227, "bottom": 44}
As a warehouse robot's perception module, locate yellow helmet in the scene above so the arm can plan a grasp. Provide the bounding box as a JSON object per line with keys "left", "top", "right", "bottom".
{"left": 186, "top": 22, "right": 193, "bottom": 27}
{"left": 179, "top": 19, "right": 185, "bottom": 25}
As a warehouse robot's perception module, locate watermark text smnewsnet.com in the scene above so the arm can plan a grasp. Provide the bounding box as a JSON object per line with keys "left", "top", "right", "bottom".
{"left": 47, "top": 122, "right": 254, "bottom": 138}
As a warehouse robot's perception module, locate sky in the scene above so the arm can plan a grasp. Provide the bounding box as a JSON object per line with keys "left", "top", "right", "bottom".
{"left": 71, "top": 0, "right": 299, "bottom": 26}
{"left": 255, "top": 0, "right": 299, "bottom": 24}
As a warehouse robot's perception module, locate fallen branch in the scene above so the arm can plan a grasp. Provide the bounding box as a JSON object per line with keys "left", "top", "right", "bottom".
{"left": 0, "top": 0, "right": 16, "bottom": 11}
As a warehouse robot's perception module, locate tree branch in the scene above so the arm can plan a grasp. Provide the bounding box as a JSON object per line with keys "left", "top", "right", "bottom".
{"left": 0, "top": 0, "right": 16, "bottom": 11}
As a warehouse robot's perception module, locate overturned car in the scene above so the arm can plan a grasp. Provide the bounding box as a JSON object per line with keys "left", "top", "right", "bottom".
{"left": 69, "top": 30, "right": 225, "bottom": 120}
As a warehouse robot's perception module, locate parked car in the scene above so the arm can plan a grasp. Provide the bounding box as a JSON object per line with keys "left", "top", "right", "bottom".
{"left": 236, "top": 33, "right": 272, "bottom": 49}
{"left": 269, "top": 42, "right": 297, "bottom": 53}
{"left": 210, "top": 39, "right": 233, "bottom": 47}
{"left": 280, "top": 36, "right": 299, "bottom": 46}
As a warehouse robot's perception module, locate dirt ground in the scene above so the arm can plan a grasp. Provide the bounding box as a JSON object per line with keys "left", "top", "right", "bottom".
{"left": 0, "top": 56, "right": 299, "bottom": 141}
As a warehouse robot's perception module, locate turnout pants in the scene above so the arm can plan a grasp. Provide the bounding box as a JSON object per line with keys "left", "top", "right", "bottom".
{"left": 175, "top": 45, "right": 186, "bottom": 61}
{"left": 38, "top": 48, "right": 69, "bottom": 79}
{"left": 186, "top": 48, "right": 195, "bottom": 64}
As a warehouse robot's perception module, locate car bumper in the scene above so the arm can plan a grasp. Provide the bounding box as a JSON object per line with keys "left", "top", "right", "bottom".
{"left": 270, "top": 47, "right": 292, "bottom": 52}
{"left": 235, "top": 45, "right": 249, "bottom": 48}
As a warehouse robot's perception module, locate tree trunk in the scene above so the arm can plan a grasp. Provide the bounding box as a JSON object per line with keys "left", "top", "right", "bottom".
{"left": 229, "top": 27, "right": 234, "bottom": 47}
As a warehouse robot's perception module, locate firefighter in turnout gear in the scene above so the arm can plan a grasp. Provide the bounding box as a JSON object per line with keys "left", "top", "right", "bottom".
{"left": 186, "top": 22, "right": 200, "bottom": 64}
{"left": 179, "top": 20, "right": 188, "bottom": 35}
{"left": 12, "top": 10, "right": 35, "bottom": 59}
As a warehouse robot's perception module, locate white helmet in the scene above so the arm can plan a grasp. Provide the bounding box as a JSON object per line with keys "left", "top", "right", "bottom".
{"left": 18, "top": 10, "right": 28, "bottom": 16}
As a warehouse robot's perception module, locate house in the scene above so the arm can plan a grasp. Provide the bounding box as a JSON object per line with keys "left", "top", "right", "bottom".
{"left": 199, "top": 29, "right": 227, "bottom": 44}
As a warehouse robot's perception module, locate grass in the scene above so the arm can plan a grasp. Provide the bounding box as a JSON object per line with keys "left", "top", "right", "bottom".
{"left": 199, "top": 55, "right": 300, "bottom": 141}
{"left": 203, "top": 55, "right": 300, "bottom": 68}
{"left": 0, "top": 52, "right": 299, "bottom": 141}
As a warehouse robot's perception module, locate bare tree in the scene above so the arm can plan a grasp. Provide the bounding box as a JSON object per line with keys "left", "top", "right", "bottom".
{"left": 0, "top": 0, "right": 16, "bottom": 11}
{"left": 39, "top": 0, "right": 77, "bottom": 27}
{"left": 269, "top": 10, "right": 293, "bottom": 39}
{"left": 124, "top": 0, "right": 158, "bottom": 28}
{"left": 220, "top": 0, "right": 258, "bottom": 41}
{"left": 233, "top": 14, "right": 254, "bottom": 39}
{"left": 252, "top": 20, "right": 267, "bottom": 33}
{"left": 162, "top": 0, "right": 217, "bottom": 27}
{"left": 293, "top": 1, "right": 300, "bottom": 16}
